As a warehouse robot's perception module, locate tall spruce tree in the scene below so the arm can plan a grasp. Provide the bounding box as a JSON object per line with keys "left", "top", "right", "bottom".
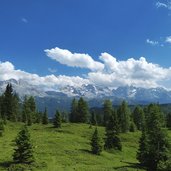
{"left": 132, "top": 106, "right": 145, "bottom": 130}
{"left": 104, "top": 111, "right": 122, "bottom": 151}
{"left": 103, "top": 100, "right": 113, "bottom": 126}
{"left": 2, "top": 83, "right": 16, "bottom": 121}
{"left": 91, "top": 127, "right": 102, "bottom": 155}
{"left": 90, "top": 111, "right": 97, "bottom": 126}
{"left": 117, "top": 100, "right": 131, "bottom": 133}
{"left": 137, "top": 128, "right": 149, "bottom": 167}
{"left": 137, "top": 104, "right": 170, "bottom": 171}
{"left": 42, "top": 107, "right": 48, "bottom": 124}
{"left": 53, "top": 110, "right": 62, "bottom": 128}
{"left": 77, "top": 97, "right": 89, "bottom": 123}
{"left": 13, "top": 125, "right": 34, "bottom": 164}
{"left": 69, "top": 98, "right": 78, "bottom": 123}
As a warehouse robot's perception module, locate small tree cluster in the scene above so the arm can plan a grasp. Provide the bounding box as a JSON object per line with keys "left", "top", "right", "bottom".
{"left": 137, "top": 104, "right": 170, "bottom": 171}
{"left": 69, "top": 97, "right": 89, "bottom": 123}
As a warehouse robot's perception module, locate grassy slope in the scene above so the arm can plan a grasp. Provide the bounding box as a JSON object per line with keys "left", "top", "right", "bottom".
{"left": 0, "top": 122, "right": 147, "bottom": 171}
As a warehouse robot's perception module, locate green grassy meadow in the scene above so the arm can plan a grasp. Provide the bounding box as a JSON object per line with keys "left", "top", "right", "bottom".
{"left": 0, "top": 122, "right": 152, "bottom": 171}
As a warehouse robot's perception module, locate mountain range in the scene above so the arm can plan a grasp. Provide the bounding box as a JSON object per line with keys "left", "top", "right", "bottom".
{"left": 0, "top": 79, "right": 171, "bottom": 116}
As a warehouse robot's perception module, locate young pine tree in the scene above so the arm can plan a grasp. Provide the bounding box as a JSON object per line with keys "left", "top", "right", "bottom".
{"left": 42, "top": 107, "right": 48, "bottom": 125}
{"left": 91, "top": 127, "right": 102, "bottom": 155}
{"left": 13, "top": 125, "right": 34, "bottom": 164}
{"left": 53, "top": 110, "right": 62, "bottom": 128}
{"left": 104, "top": 111, "right": 122, "bottom": 151}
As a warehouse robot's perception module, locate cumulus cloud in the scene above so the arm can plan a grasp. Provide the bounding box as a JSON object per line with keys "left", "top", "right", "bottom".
{"left": 0, "top": 61, "right": 90, "bottom": 91}
{"left": 88, "top": 55, "right": 171, "bottom": 89}
{"left": 44, "top": 47, "right": 104, "bottom": 71}
{"left": 1, "top": 52, "right": 171, "bottom": 90}
{"left": 146, "top": 39, "right": 159, "bottom": 46}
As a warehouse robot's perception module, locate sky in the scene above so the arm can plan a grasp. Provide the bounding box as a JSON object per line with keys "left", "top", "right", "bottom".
{"left": 1, "top": 0, "right": 171, "bottom": 90}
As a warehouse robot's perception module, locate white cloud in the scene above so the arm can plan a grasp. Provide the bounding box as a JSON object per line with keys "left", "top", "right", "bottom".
{"left": 88, "top": 55, "right": 171, "bottom": 89}
{"left": 146, "top": 39, "right": 159, "bottom": 46}
{"left": 21, "top": 17, "right": 28, "bottom": 23}
{"left": 156, "top": 1, "right": 171, "bottom": 10}
{"left": 44, "top": 47, "right": 104, "bottom": 71}
{"left": 1, "top": 52, "right": 171, "bottom": 90}
{"left": 0, "top": 61, "right": 90, "bottom": 91}
{"left": 165, "top": 36, "right": 171, "bottom": 43}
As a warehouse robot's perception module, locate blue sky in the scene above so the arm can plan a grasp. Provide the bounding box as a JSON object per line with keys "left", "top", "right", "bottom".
{"left": 1, "top": 0, "right": 171, "bottom": 89}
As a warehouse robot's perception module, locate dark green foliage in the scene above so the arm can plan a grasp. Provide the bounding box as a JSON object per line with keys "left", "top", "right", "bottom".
{"left": 132, "top": 106, "right": 145, "bottom": 130}
{"left": 91, "top": 127, "right": 102, "bottom": 155}
{"left": 103, "top": 100, "right": 113, "bottom": 126}
{"left": 13, "top": 125, "right": 34, "bottom": 164}
{"left": 137, "top": 104, "right": 170, "bottom": 171}
{"left": 117, "top": 101, "right": 131, "bottom": 133}
{"left": 35, "top": 111, "right": 42, "bottom": 123}
{"left": 104, "top": 111, "right": 122, "bottom": 151}
{"left": 53, "top": 110, "right": 62, "bottom": 128}
{"left": 90, "top": 111, "right": 97, "bottom": 126}
{"left": 77, "top": 97, "right": 89, "bottom": 123}
{"left": 69, "top": 98, "right": 78, "bottom": 123}
{"left": 21, "top": 96, "right": 37, "bottom": 125}
{"left": 137, "top": 130, "right": 149, "bottom": 167}
{"left": 1, "top": 84, "right": 19, "bottom": 121}
{"left": 129, "top": 121, "right": 136, "bottom": 132}
{"left": 157, "top": 159, "right": 171, "bottom": 171}
{"left": 0, "top": 119, "right": 4, "bottom": 136}
{"left": 166, "top": 113, "right": 171, "bottom": 129}
{"left": 13, "top": 94, "right": 20, "bottom": 121}
{"left": 42, "top": 107, "right": 48, "bottom": 125}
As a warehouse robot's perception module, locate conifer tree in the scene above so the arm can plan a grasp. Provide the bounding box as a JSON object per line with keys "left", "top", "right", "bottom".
{"left": 77, "top": 97, "right": 89, "bottom": 123}
{"left": 53, "top": 110, "right": 62, "bottom": 128}
{"left": 12, "top": 93, "right": 20, "bottom": 121}
{"left": 13, "top": 125, "right": 34, "bottom": 164}
{"left": 166, "top": 113, "right": 171, "bottom": 129}
{"left": 69, "top": 98, "right": 78, "bottom": 123}
{"left": 0, "top": 119, "right": 4, "bottom": 137}
{"left": 91, "top": 127, "right": 102, "bottom": 155}
{"left": 103, "top": 99, "right": 113, "bottom": 126}
{"left": 137, "top": 104, "right": 170, "bottom": 171}
{"left": 90, "top": 111, "right": 97, "bottom": 126}
{"left": 22, "top": 96, "right": 29, "bottom": 123}
{"left": 132, "top": 106, "right": 145, "bottom": 130}
{"left": 117, "top": 100, "right": 130, "bottom": 133}
{"left": 104, "top": 111, "right": 122, "bottom": 151}
{"left": 129, "top": 120, "right": 136, "bottom": 132}
{"left": 42, "top": 107, "right": 48, "bottom": 124}
{"left": 137, "top": 129, "right": 149, "bottom": 167}
{"left": 2, "top": 83, "right": 16, "bottom": 121}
